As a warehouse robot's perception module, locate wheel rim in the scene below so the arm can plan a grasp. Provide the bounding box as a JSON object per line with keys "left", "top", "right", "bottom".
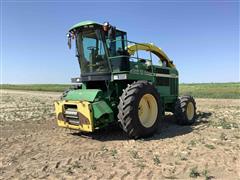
{"left": 186, "top": 102, "right": 194, "bottom": 120}
{"left": 138, "top": 94, "right": 158, "bottom": 128}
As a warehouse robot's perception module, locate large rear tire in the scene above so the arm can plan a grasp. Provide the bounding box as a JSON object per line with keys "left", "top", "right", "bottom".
{"left": 117, "top": 81, "right": 162, "bottom": 139}
{"left": 174, "top": 95, "right": 197, "bottom": 125}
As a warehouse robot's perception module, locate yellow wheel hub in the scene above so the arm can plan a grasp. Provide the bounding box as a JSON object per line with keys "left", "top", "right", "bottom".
{"left": 138, "top": 94, "right": 158, "bottom": 128}
{"left": 186, "top": 102, "right": 194, "bottom": 120}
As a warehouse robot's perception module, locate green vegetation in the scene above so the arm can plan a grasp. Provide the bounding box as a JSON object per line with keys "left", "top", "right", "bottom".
{"left": 153, "top": 155, "right": 161, "bottom": 165}
{"left": 0, "top": 84, "right": 71, "bottom": 92}
{"left": 189, "top": 167, "right": 213, "bottom": 179}
{"left": 180, "top": 82, "right": 240, "bottom": 99}
{"left": 1, "top": 82, "right": 239, "bottom": 99}
{"left": 188, "top": 140, "right": 197, "bottom": 147}
{"left": 210, "top": 118, "right": 239, "bottom": 129}
{"left": 202, "top": 169, "right": 213, "bottom": 180}
{"left": 110, "top": 149, "right": 118, "bottom": 157}
{"left": 129, "top": 150, "right": 141, "bottom": 159}
{"left": 189, "top": 167, "right": 201, "bottom": 178}
{"left": 205, "top": 144, "right": 216, "bottom": 150}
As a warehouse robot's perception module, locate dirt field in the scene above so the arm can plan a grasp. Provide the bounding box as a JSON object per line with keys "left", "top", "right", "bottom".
{"left": 0, "top": 90, "right": 239, "bottom": 180}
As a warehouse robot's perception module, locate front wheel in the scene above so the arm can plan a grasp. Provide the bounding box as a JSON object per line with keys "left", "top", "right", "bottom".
{"left": 117, "top": 81, "right": 163, "bottom": 139}
{"left": 174, "top": 95, "right": 197, "bottom": 125}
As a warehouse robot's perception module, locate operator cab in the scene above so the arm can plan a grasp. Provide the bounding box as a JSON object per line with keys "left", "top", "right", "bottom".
{"left": 68, "top": 21, "right": 128, "bottom": 82}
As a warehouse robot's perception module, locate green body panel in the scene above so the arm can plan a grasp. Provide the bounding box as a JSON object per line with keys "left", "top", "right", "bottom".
{"left": 92, "top": 101, "right": 114, "bottom": 120}
{"left": 112, "top": 71, "right": 178, "bottom": 97}
{"left": 156, "top": 86, "right": 170, "bottom": 96}
{"left": 63, "top": 89, "right": 102, "bottom": 102}
{"left": 126, "top": 72, "right": 154, "bottom": 81}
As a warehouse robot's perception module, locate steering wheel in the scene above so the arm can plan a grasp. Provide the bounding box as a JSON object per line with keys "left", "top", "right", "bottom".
{"left": 87, "top": 46, "right": 98, "bottom": 51}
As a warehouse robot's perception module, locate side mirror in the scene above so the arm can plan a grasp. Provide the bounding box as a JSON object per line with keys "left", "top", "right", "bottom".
{"left": 67, "top": 33, "right": 72, "bottom": 49}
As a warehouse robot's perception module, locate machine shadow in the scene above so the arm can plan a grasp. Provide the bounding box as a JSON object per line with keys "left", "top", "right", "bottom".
{"left": 149, "top": 111, "right": 212, "bottom": 140}
{"left": 71, "top": 111, "right": 212, "bottom": 141}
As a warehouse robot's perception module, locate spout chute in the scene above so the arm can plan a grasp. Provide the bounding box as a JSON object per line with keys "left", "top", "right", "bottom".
{"left": 127, "top": 43, "right": 175, "bottom": 68}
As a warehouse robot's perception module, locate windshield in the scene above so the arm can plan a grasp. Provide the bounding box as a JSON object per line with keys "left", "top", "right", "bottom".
{"left": 76, "top": 29, "right": 110, "bottom": 74}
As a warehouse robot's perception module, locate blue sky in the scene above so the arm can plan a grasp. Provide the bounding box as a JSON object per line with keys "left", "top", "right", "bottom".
{"left": 1, "top": 1, "right": 239, "bottom": 84}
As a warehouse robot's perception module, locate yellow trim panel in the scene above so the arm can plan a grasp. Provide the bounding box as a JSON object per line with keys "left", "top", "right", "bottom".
{"left": 54, "top": 100, "right": 94, "bottom": 132}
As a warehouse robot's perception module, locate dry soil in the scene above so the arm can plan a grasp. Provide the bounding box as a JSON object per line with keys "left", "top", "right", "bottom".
{"left": 0, "top": 90, "right": 239, "bottom": 180}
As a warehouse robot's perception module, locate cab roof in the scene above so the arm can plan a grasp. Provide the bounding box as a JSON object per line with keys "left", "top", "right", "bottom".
{"left": 69, "top": 20, "right": 126, "bottom": 33}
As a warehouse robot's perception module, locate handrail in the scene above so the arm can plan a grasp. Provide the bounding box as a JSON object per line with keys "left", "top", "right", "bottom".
{"left": 108, "top": 39, "right": 175, "bottom": 68}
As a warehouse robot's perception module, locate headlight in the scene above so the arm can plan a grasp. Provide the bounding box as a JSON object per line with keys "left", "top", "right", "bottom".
{"left": 113, "top": 74, "right": 127, "bottom": 80}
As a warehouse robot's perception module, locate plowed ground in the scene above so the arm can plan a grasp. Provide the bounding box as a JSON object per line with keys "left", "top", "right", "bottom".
{"left": 0, "top": 90, "right": 239, "bottom": 179}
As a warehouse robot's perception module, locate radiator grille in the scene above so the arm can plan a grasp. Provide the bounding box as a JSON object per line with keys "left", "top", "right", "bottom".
{"left": 156, "top": 77, "right": 169, "bottom": 86}
{"left": 170, "top": 78, "right": 178, "bottom": 95}
{"left": 63, "top": 104, "right": 79, "bottom": 125}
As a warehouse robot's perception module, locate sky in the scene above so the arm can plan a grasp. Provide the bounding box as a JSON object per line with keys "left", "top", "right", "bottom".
{"left": 1, "top": 0, "right": 239, "bottom": 84}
